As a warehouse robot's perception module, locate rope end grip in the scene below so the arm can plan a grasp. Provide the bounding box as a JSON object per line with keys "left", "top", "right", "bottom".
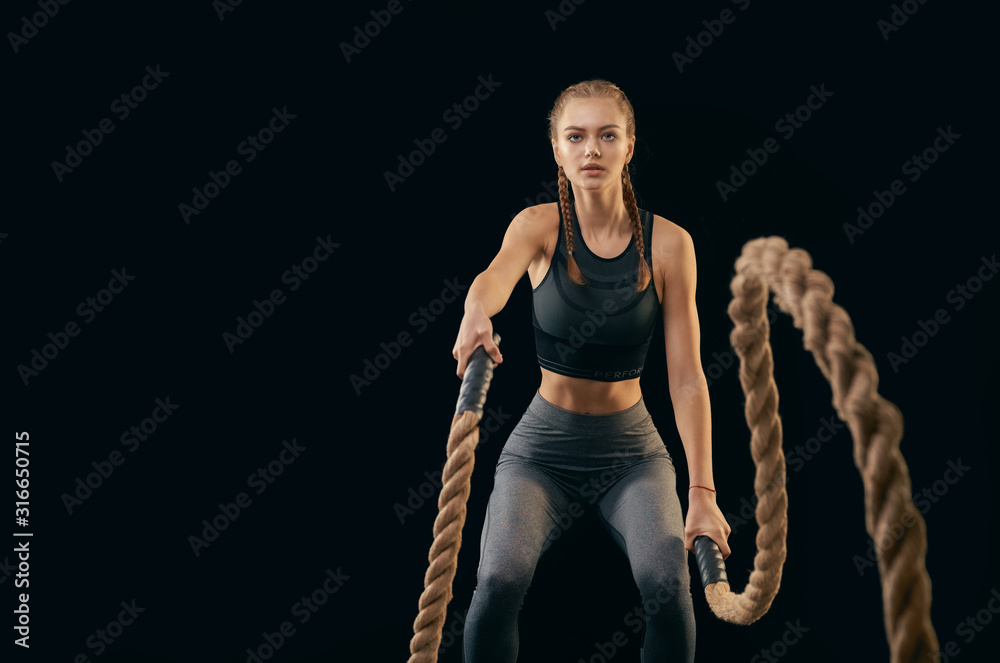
{"left": 694, "top": 535, "right": 729, "bottom": 588}
{"left": 454, "top": 333, "right": 501, "bottom": 419}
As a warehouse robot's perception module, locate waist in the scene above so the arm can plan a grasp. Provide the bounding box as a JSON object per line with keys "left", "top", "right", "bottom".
{"left": 500, "top": 388, "right": 669, "bottom": 470}
{"left": 538, "top": 369, "right": 642, "bottom": 414}
{"left": 526, "top": 386, "right": 653, "bottom": 435}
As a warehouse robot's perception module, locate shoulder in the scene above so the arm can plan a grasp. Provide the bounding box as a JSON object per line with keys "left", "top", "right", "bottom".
{"left": 649, "top": 213, "right": 697, "bottom": 301}
{"left": 649, "top": 213, "right": 694, "bottom": 262}
{"left": 509, "top": 201, "right": 560, "bottom": 243}
{"left": 514, "top": 201, "right": 560, "bottom": 226}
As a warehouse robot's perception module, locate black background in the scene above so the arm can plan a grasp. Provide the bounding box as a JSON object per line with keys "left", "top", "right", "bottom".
{"left": 5, "top": 1, "right": 998, "bottom": 662}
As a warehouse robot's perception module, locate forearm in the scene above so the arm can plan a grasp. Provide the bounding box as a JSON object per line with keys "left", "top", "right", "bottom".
{"left": 464, "top": 270, "right": 510, "bottom": 318}
{"left": 669, "top": 375, "right": 715, "bottom": 488}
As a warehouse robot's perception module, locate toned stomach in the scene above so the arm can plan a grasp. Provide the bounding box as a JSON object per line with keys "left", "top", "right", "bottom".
{"left": 537, "top": 367, "right": 643, "bottom": 414}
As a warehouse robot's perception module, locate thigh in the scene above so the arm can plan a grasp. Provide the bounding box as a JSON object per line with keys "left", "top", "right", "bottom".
{"left": 475, "top": 457, "right": 575, "bottom": 578}
{"left": 594, "top": 456, "right": 686, "bottom": 563}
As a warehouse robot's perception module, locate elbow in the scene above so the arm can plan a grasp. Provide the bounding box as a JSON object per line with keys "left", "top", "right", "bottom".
{"left": 669, "top": 372, "right": 709, "bottom": 402}
{"left": 465, "top": 272, "right": 490, "bottom": 313}
{"left": 466, "top": 270, "right": 507, "bottom": 317}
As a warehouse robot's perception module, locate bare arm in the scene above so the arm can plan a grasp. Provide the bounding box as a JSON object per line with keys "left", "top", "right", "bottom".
{"left": 663, "top": 227, "right": 713, "bottom": 486}
{"left": 659, "top": 222, "right": 731, "bottom": 557}
{"left": 452, "top": 207, "right": 547, "bottom": 378}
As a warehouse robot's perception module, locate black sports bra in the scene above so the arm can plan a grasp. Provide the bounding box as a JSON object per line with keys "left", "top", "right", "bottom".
{"left": 531, "top": 198, "right": 661, "bottom": 381}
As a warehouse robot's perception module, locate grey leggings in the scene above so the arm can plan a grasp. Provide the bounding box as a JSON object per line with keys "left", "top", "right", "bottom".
{"left": 463, "top": 389, "right": 695, "bottom": 662}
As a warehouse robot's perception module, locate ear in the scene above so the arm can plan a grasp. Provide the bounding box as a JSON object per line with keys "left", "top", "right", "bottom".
{"left": 551, "top": 139, "right": 562, "bottom": 167}
{"left": 626, "top": 134, "right": 636, "bottom": 164}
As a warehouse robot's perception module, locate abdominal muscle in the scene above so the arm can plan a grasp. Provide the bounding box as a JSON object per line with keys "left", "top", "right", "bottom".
{"left": 528, "top": 202, "right": 647, "bottom": 415}
{"left": 538, "top": 368, "right": 643, "bottom": 414}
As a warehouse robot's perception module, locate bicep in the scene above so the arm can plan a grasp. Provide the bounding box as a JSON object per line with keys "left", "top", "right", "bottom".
{"left": 482, "top": 209, "right": 544, "bottom": 295}
{"left": 662, "top": 229, "right": 704, "bottom": 391}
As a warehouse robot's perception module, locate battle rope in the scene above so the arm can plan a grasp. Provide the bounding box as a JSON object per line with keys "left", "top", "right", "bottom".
{"left": 693, "top": 236, "right": 938, "bottom": 663}
{"left": 408, "top": 334, "right": 501, "bottom": 663}
{"left": 409, "top": 235, "right": 938, "bottom": 662}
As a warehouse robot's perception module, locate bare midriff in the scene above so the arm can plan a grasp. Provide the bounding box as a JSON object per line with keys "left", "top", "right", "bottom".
{"left": 538, "top": 367, "right": 643, "bottom": 414}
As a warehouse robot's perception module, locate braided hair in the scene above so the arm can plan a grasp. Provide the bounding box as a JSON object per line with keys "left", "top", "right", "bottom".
{"left": 548, "top": 80, "right": 651, "bottom": 293}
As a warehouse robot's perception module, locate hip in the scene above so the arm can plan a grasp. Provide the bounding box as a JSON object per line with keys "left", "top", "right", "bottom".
{"left": 499, "top": 388, "right": 672, "bottom": 473}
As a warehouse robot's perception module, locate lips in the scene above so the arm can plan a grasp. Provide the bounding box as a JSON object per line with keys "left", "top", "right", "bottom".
{"left": 582, "top": 163, "right": 604, "bottom": 171}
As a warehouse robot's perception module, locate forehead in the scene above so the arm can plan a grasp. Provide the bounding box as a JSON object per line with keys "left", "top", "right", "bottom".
{"left": 558, "top": 97, "right": 624, "bottom": 129}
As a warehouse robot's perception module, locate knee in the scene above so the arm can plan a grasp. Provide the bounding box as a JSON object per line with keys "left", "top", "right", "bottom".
{"left": 633, "top": 545, "right": 691, "bottom": 606}
{"left": 475, "top": 561, "right": 534, "bottom": 601}
{"left": 635, "top": 567, "right": 690, "bottom": 607}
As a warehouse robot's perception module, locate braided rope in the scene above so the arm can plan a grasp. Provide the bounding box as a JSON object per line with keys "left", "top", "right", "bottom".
{"left": 407, "top": 410, "right": 481, "bottom": 663}
{"left": 712, "top": 236, "right": 938, "bottom": 662}
{"left": 407, "top": 235, "right": 938, "bottom": 661}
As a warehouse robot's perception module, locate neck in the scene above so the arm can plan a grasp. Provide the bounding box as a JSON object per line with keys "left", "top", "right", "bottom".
{"left": 571, "top": 183, "right": 630, "bottom": 238}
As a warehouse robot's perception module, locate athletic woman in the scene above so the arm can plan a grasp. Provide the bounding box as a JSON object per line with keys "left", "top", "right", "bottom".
{"left": 451, "top": 79, "right": 731, "bottom": 663}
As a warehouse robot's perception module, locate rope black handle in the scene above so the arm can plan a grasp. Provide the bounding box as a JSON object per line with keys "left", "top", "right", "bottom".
{"left": 454, "top": 333, "right": 501, "bottom": 418}
{"left": 694, "top": 535, "right": 729, "bottom": 588}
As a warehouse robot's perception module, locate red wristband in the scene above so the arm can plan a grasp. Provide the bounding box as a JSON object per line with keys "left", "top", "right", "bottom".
{"left": 689, "top": 485, "right": 716, "bottom": 495}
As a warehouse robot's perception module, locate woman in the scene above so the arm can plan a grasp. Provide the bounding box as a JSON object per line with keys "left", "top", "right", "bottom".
{"left": 451, "top": 79, "right": 731, "bottom": 662}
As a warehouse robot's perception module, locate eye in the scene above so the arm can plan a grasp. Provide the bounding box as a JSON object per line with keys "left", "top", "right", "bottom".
{"left": 567, "top": 133, "right": 616, "bottom": 142}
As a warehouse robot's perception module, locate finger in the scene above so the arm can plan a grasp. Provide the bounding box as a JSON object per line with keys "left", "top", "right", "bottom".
{"left": 478, "top": 335, "right": 501, "bottom": 362}
{"left": 486, "top": 343, "right": 503, "bottom": 364}
{"left": 711, "top": 529, "right": 731, "bottom": 559}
